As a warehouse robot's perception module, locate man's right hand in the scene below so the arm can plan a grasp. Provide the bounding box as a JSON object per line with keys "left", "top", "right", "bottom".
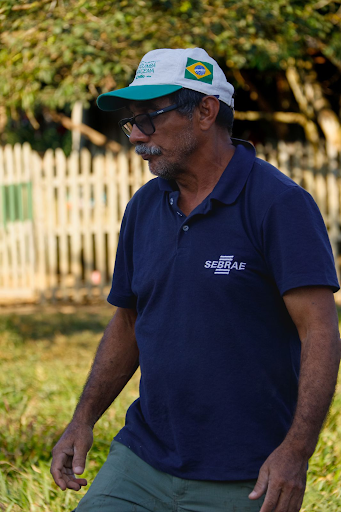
{"left": 50, "top": 422, "right": 93, "bottom": 491}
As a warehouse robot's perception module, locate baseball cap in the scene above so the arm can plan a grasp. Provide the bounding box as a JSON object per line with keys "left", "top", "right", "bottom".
{"left": 97, "top": 48, "right": 234, "bottom": 111}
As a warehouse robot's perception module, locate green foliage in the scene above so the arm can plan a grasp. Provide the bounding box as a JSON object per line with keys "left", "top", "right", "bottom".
{"left": 0, "top": 306, "right": 341, "bottom": 511}
{"left": 0, "top": 306, "right": 139, "bottom": 511}
{"left": 2, "top": 117, "right": 72, "bottom": 155}
{"left": 0, "top": 0, "right": 340, "bottom": 113}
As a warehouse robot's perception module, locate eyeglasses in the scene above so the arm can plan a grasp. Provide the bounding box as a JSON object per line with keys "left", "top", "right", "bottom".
{"left": 118, "top": 103, "right": 181, "bottom": 137}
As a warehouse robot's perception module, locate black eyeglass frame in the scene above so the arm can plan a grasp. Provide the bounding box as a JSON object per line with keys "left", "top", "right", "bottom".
{"left": 118, "top": 103, "right": 181, "bottom": 137}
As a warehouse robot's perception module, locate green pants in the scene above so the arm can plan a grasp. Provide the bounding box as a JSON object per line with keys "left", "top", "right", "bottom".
{"left": 76, "top": 440, "right": 265, "bottom": 512}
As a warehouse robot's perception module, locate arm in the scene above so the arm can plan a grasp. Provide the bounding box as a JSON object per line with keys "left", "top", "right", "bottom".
{"left": 50, "top": 306, "right": 139, "bottom": 491}
{"left": 249, "top": 286, "right": 340, "bottom": 512}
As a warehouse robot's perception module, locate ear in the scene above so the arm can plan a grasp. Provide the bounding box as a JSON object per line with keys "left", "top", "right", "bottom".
{"left": 196, "top": 96, "right": 220, "bottom": 131}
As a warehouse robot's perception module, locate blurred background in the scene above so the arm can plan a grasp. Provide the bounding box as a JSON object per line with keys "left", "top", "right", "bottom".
{"left": 0, "top": 0, "right": 341, "bottom": 304}
{"left": 0, "top": 2, "right": 341, "bottom": 511}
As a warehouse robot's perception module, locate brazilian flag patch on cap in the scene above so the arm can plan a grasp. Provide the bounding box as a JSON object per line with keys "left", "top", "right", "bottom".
{"left": 184, "top": 58, "right": 213, "bottom": 84}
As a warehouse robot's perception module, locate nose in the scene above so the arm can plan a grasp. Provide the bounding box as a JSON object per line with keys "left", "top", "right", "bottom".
{"left": 129, "top": 124, "right": 150, "bottom": 145}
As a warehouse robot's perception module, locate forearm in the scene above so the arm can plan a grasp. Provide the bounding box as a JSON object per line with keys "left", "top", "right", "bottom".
{"left": 249, "top": 289, "right": 340, "bottom": 511}
{"left": 72, "top": 307, "right": 139, "bottom": 428}
{"left": 284, "top": 329, "right": 340, "bottom": 458}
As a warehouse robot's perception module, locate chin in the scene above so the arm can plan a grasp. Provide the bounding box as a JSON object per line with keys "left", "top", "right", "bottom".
{"left": 149, "top": 166, "right": 178, "bottom": 181}
{"left": 148, "top": 158, "right": 183, "bottom": 180}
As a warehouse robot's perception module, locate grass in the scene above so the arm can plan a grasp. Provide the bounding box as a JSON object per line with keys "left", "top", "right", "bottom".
{"left": 0, "top": 305, "right": 340, "bottom": 511}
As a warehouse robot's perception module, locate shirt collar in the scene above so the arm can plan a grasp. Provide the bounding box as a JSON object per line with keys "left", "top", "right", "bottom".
{"left": 158, "top": 176, "right": 178, "bottom": 192}
{"left": 158, "top": 138, "right": 256, "bottom": 204}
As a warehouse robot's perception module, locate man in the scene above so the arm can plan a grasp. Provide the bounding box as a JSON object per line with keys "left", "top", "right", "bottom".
{"left": 51, "top": 48, "right": 340, "bottom": 512}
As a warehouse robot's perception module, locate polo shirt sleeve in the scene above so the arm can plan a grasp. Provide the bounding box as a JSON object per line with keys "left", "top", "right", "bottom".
{"left": 262, "top": 186, "right": 340, "bottom": 295}
{"left": 107, "top": 204, "right": 137, "bottom": 308}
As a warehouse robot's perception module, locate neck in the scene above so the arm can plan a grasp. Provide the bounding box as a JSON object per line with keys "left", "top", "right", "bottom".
{"left": 176, "top": 133, "right": 235, "bottom": 216}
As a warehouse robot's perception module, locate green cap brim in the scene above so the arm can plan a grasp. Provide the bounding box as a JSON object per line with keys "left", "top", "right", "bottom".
{"left": 97, "top": 84, "right": 183, "bottom": 111}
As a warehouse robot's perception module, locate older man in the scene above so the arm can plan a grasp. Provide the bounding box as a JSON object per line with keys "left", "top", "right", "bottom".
{"left": 51, "top": 48, "right": 340, "bottom": 512}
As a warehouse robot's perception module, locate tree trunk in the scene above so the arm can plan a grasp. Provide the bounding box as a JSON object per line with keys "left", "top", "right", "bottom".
{"left": 44, "top": 109, "right": 122, "bottom": 153}
{"left": 286, "top": 67, "right": 320, "bottom": 146}
{"left": 309, "top": 80, "right": 341, "bottom": 157}
{"left": 286, "top": 66, "right": 341, "bottom": 155}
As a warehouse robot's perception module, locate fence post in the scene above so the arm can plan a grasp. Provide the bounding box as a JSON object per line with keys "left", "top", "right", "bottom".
{"left": 20, "top": 143, "right": 36, "bottom": 295}
{"left": 118, "top": 148, "right": 130, "bottom": 219}
{"left": 106, "top": 150, "right": 119, "bottom": 281}
{"left": 32, "top": 145, "right": 47, "bottom": 301}
{"left": 0, "top": 147, "right": 9, "bottom": 291}
{"left": 93, "top": 152, "right": 106, "bottom": 298}
{"left": 326, "top": 149, "right": 340, "bottom": 278}
{"left": 69, "top": 151, "right": 82, "bottom": 302}
{"left": 314, "top": 148, "right": 328, "bottom": 220}
{"left": 4, "top": 145, "right": 19, "bottom": 290}
{"left": 277, "top": 141, "right": 290, "bottom": 177}
{"left": 56, "top": 148, "right": 69, "bottom": 300}
{"left": 292, "top": 142, "right": 303, "bottom": 186}
{"left": 44, "top": 149, "right": 58, "bottom": 301}
{"left": 81, "top": 147, "right": 93, "bottom": 298}
{"left": 302, "top": 144, "right": 315, "bottom": 197}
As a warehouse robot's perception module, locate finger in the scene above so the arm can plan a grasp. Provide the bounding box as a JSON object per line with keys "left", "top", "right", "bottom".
{"left": 249, "top": 468, "right": 269, "bottom": 500}
{"left": 285, "top": 487, "right": 305, "bottom": 512}
{"left": 51, "top": 450, "right": 69, "bottom": 474}
{"left": 50, "top": 467, "right": 68, "bottom": 491}
{"left": 75, "top": 478, "right": 88, "bottom": 486}
{"left": 65, "top": 476, "right": 88, "bottom": 491}
{"left": 259, "top": 487, "right": 281, "bottom": 512}
{"left": 51, "top": 453, "right": 70, "bottom": 490}
{"left": 50, "top": 453, "right": 81, "bottom": 491}
{"left": 72, "top": 444, "right": 88, "bottom": 475}
{"left": 272, "top": 488, "right": 291, "bottom": 511}
{"left": 50, "top": 467, "right": 86, "bottom": 492}
{"left": 63, "top": 468, "right": 88, "bottom": 486}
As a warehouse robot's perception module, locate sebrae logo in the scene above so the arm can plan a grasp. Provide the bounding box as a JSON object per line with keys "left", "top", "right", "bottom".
{"left": 204, "top": 255, "right": 246, "bottom": 275}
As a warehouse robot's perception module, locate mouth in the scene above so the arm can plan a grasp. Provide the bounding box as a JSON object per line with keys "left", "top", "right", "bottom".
{"left": 140, "top": 153, "right": 159, "bottom": 160}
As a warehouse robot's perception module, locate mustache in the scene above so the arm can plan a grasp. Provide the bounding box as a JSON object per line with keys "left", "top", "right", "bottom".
{"left": 135, "top": 144, "right": 162, "bottom": 156}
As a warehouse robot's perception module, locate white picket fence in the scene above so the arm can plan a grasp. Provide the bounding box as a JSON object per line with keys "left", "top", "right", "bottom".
{"left": 0, "top": 143, "right": 152, "bottom": 302}
{"left": 0, "top": 141, "right": 340, "bottom": 303}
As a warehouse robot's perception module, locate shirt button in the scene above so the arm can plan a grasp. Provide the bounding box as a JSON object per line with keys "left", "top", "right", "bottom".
{"left": 182, "top": 225, "right": 189, "bottom": 231}
{"left": 169, "top": 198, "right": 174, "bottom": 205}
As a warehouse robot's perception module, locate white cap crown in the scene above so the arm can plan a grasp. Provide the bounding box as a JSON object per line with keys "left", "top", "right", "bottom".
{"left": 97, "top": 47, "right": 234, "bottom": 111}
{"left": 130, "top": 48, "right": 234, "bottom": 108}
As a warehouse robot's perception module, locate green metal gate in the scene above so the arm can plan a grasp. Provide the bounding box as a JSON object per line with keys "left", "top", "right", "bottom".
{"left": 0, "top": 144, "right": 36, "bottom": 303}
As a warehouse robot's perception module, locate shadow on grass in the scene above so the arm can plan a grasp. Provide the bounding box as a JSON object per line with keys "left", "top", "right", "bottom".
{"left": 2, "top": 302, "right": 341, "bottom": 345}
{"left": 0, "top": 307, "right": 113, "bottom": 344}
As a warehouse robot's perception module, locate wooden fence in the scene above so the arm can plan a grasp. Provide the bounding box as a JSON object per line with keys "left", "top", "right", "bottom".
{"left": 0, "top": 141, "right": 340, "bottom": 304}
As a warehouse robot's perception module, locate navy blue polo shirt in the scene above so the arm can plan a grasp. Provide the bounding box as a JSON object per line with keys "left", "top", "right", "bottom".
{"left": 108, "top": 139, "right": 339, "bottom": 481}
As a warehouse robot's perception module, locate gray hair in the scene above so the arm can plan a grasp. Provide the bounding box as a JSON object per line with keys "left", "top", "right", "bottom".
{"left": 170, "top": 88, "right": 234, "bottom": 136}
